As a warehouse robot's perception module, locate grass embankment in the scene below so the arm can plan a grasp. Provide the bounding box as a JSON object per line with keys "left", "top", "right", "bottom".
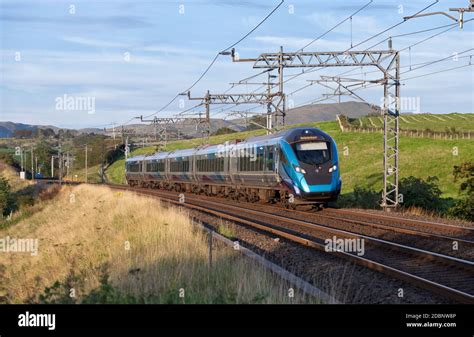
{"left": 0, "top": 184, "right": 318, "bottom": 304}
{"left": 106, "top": 119, "right": 472, "bottom": 200}
{"left": 0, "top": 162, "right": 32, "bottom": 192}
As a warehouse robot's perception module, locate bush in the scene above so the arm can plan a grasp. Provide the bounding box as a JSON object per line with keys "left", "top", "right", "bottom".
{"left": 211, "top": 127, "right": 237, "bottom": 136}
{"left": 38, "top": 269, "right": 140, "bottom": 304}
{"left": 448, "top": 197, "right": 473, "bottom": 221}
{"left": 448, "top": 162, "right": 474, "bottom": 221}
{"left": 398, "top": 176, "right": 444, "bottom": 212}
{"left": 352, "top": 186, "right": 380, "bottom": 208}
{"left": 338, "top": 186, "right": 380, "bottom": 209}
{"left": 0, "top": 176, "right": 16, "bottom": 217}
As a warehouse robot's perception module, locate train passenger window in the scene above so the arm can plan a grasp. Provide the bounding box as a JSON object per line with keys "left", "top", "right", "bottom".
{"left": 157, "top": 161, "right": 165, "bottom": 172}
{"left": 127, "top": 161, "right": 141, "bottom": 172}
{"left": 256, "top": 147, "right": 265, "bottom": 171}
{"left": 266, "top": 147, "right": 274, "bottom": 171}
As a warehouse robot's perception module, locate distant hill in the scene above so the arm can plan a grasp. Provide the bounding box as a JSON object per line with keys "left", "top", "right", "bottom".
{"left": 4, "top": 102, "right": 465, "bottom": 139}
{"left": 0, "top": 122, "right": 39, "bottom": 138}
{"left": 103, "top": 101, "right": 378, "bottom": 138}
{"left": 0, "top": 121, "right": 103, "bottom": 138}
{"left": 285, "top": 101, "right": 377, "bottom": 124}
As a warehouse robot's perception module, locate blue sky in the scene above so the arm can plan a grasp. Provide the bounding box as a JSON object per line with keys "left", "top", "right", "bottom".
{"left": 1, "top": 0, "right": 473, "bottom": 128}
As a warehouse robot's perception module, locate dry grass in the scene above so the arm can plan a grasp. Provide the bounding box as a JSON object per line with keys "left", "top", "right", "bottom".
{"left": 0, "top": 162, "right": 31, "bottom": 191}
{"left": 0, "top": 184, "right": 318, "bottom": 304}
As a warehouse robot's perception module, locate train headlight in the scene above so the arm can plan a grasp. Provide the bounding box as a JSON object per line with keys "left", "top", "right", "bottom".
{"left": 294, "top": 165, "right": 306, "bottom": 174}
{"left": 329, "top": 165, "right": 338, "bottom": 173}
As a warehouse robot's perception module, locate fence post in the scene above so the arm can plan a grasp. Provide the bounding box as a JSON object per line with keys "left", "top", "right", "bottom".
{"left": 208, "top": 229, "right": 213, "bottom": 269}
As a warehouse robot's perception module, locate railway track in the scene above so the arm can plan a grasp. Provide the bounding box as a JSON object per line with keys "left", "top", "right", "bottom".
{"left": 104, "top": 184, "right": 474, "bottom": 304}
{"left": 324, "top": 208, "right": 474, "bottom": 239}
{"left": 168, "top": 191, "right": 474, "bottom": 261}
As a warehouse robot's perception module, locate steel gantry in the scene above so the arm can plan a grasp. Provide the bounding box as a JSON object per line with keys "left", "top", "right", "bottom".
{"left": 187, "top": 86, "right": 284, "bottom": 134}
{"left": 226, "top": 47, "right": 401, "bottom": 210}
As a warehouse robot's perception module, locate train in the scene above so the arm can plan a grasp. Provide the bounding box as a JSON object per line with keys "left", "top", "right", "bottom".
{"left": 125, "top": 127, "right": 341, "bottom": 208}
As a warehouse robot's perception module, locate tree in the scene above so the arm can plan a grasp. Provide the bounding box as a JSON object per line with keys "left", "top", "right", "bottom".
{"left": 398, "top": 176, "right": 444, "bottom": 211}
{"left": 211, "top": 127, "right": 237, "bottom": 136}
{"left": 449, "top": 162, "right": 474, "bottom": 221}
{"left": 13, "top": 129, "right": 34, "bottom": 139}
{"left": 0, "top": 175, "right": 15, "bottom": 217}
{"left": 34, "top": 141, "right": 56, "bottom": 176}
{"left": 453, "top": 162, "right": 474, "bottom": 196}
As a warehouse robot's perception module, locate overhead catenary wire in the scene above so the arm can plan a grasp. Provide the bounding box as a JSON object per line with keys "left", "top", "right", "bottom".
{"left": 128, "top": 0, "right": 285, "bottom": 122}
{"left": 286, "top": 17, "right": 473, "bottom": 104}
{"left": 189, "top": 1, "right": 442, "bottom": 121}
{"left": 280, "top": 0, "right": 441, "bottom": 87}
{"left": 210, "top": 0, "right": 377, "bottom": 117}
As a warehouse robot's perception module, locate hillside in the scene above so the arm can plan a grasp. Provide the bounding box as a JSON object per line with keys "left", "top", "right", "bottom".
{"left": 347, "top": 113, "right": 474, "bottom": 133}
{"left": 106, "top": 116, "right": 473, "bottom": 201}
{"left": 103, "top": 101, "right": 376, "bottom": 138}
{"left": 0, "top": 121, "right": 102, "bottom": 138}
{"left": 3, "top": 102, "right": 466, "bottom": 139}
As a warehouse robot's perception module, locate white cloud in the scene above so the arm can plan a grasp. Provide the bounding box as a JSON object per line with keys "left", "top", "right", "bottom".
{"left": 304, "top": 13, "right": 382, "bottom": 34}
{"left": 61, "top": 37, "right": 130, "bottom": 49}
{"left": 252, "top": 35, "right": 351, "bottom": 51}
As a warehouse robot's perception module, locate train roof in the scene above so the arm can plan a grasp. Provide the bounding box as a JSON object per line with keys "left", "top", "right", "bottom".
{"left": 167, "top": 148, "right": 197, "bottom": 159}
{"left": 125, "top": 127, "right": 333, "bottom": 162}
{"left": 195, "top": 144, "right": 221, "bottom": 156}
{"left": 125, "top": 155, "right": 146, "bottom": 162}
{"left": 144, "top": 151, "right": 170, "bottom": 160}
{"left": 244, "top": 127, "right": 330, "bottom": 144}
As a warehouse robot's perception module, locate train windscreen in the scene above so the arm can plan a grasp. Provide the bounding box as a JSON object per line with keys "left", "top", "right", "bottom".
{"left": 295, "top": 142, "right": 330, "bottom": 165}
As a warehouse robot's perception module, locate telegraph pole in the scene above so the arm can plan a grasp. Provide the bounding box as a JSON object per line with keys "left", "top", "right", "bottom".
{"left": 85, "top": 145, "right": 88, "bottom": 183}
{"left": 187, "top": 90, "right": 212, "bottom": 140}
{"left": 20, "top": 148, "right": 24, "bottom": 172}
{"left": 125, "top": 137, "right": 129, "bottom": 159}
{"left": 31, "top": 147, "right": 34, "bottom": 181}
{"left": 101, "top": 142, "right": 105, "bottom": 184}
{"left": 58, "top": 145, "right": 62, "bottom": 186}
{"left": 66, "top": 152, "right": 70, "bottom": 179}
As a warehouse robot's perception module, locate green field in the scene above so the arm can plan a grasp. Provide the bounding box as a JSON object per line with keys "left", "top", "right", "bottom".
{"left": 106, "top": 118, "right": 473, "bottom": 200}
{"left": 349, "top": 113, "right": 474, "bottom": 133}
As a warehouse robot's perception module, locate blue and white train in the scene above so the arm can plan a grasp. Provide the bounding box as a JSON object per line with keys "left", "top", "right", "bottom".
{"left": 125, "top": 127, "right": 341, "bottom": 207}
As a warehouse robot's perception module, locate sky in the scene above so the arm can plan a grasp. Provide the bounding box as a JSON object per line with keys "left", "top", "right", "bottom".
{"left": 0, "top": 0, "right": 473, "bottom": 128}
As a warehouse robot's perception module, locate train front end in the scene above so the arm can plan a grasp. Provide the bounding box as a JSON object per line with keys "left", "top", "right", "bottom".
{"left": 279, "top": 128, "right": 341, "bottom": 204}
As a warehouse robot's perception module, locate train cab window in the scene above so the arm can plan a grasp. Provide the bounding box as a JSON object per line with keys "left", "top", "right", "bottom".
{"left": 279, "top": 148, "right": 288, "bottom": 165}
{"left": 295, "top": 142, "right": 331, "bottom": 165}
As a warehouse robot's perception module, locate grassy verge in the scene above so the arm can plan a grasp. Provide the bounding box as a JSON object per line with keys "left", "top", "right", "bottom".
{"left": 0, "top": 184, "right": 319, "bottom": 304}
